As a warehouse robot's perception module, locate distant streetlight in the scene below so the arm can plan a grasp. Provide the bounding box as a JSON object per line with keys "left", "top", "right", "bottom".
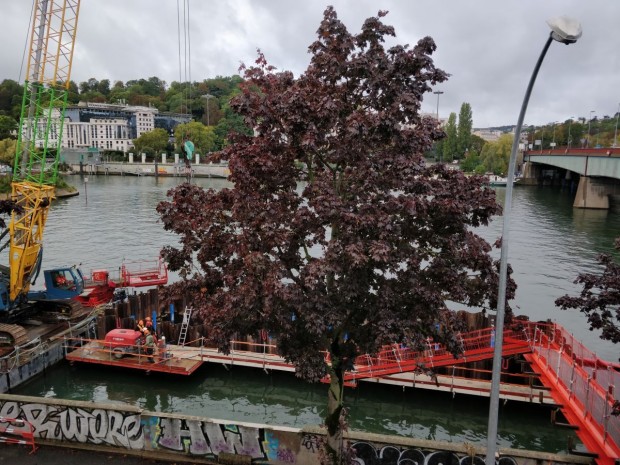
{"left": 433, "top": 90, "right": 444, "bottom": 121}
{"left": 551, "top": 121, "right": 558, "bottom": 148}
{"left": 433, "top": 90, "right": 444, "bottom": 162}
{"left": 588, "top": 110, "right": 596, "bottom": 146}
{"left": 614, "top": 103, "right": 619, "bottom": 148}
{"left": 568, "top": 116, "right": 575, "bottom": 149}
{"left": 201, "top": 93, "right": 215, "bottom": 126}
{"left": 485, "top": 15, "right": 581, "bottom": 465}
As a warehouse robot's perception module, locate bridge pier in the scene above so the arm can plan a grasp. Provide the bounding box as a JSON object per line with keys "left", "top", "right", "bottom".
{"left": 519, "top": 161, "right": 540, "bottom": 185}
{"left": 573, "top": 176, "right": 620, "bottom": 209}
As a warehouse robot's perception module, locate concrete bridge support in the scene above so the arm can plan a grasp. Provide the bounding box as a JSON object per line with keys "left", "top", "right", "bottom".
{"left": 573, "top": 176, "right": 620, "bottom": 209}
{"left": 519, "top": 161, "right": 540, "bottom": 185}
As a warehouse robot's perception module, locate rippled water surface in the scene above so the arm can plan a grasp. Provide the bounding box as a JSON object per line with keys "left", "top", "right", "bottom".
{"left": 12, "top": 175, "right": 620, "bottom": 452}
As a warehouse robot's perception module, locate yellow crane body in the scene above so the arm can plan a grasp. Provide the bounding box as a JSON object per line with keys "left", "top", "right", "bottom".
{"left": 11, "top": 0, "right": 80, "bottom": 302}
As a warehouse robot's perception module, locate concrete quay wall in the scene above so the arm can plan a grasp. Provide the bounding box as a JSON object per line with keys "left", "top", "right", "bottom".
{"left": 0, "top": 394, "right": 592, "bottom": 465}
{"left": 68, "top": 161, "right": 230, "bottom": 178}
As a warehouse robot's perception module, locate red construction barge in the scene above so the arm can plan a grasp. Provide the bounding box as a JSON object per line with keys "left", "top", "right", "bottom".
{"left": 75, "top": 257, "right": 168, "bottom": 307}
{"left": 64, "top": 320, "right": 620, "bottom": 465}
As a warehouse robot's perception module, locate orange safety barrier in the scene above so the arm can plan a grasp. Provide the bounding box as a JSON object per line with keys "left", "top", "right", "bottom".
{"left": 0, "top": 416, "right": 37, "bottom": 454}
{"left": 325, "top": 325, "right": 534, "bottom": 383}
{"left": 120, "top": 257, "right": 168, "bottom": 287}
{"left": 526, "top": 323, "right": 620, "bottom": 465}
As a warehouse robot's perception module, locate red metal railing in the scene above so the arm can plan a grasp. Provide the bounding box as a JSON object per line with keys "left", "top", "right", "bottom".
{"left": 527, "top": 323, "right": 620, "bottom": 464}
{"left": 0, "top": 416, "right": 36, "bottom": 454}
{"left": 323, "top": 325, "right": 535, "bottom": 382}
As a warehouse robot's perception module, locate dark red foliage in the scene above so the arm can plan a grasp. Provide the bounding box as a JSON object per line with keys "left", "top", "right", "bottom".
{"left": 157, "top": 7, "right": 510, "bottom": 382}
{"left": 556, "top": 237, "right": 620, "bottom": 345}
{"left": 0, "top": 199, "right": 23, "bottom": 229}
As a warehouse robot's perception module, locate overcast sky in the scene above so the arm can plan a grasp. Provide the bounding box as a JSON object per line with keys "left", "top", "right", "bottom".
{"left": 1, "top": 0, "right": 618, "bottom": 128}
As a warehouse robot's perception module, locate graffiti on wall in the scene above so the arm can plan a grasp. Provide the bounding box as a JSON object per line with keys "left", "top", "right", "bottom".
{"left": 0, "top": 400, "right": 143, "bottom": 449}
{"left": 0, "top": 399, "right": 541, "bottom": 465}
{"left": 149, "top": 417, "right": 298, "bottom": 461}
{"left": 350, "top": 442, "right": 519, "bottom": 465}
{"left": 0, "top": 399, "right": 297, "bottom": 460}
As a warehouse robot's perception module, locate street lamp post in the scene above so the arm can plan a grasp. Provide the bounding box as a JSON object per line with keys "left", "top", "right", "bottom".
{"left": 614, "top": 103, "right": 620, "bottom": 148}
{"left": 202, "top": 93, "right": 215, "bottom": 126}
{"left": 433, "top": 90, "right": 444, "bottom": 121}
{"left": 568, "top": 116, "right": 574, "bottom": 149}
{"left": 588, "top": 110, "right": 595, "bottom": 146}
{"left": 484, "top": 16, "right": 581, "bottom": 465}
{"left": 433, "top": 90, "right": 444, "bottom": 162}
{"left": 551, "top": 121, "right": 558, "bottom": 148}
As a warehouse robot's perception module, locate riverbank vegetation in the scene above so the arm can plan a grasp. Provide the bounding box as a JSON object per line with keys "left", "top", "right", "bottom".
{"left": 0, "top": 75, "right": 251, "bottom": 158}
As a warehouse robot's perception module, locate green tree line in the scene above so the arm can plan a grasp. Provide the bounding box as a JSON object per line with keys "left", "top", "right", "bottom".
{"left": 0, "top": 76, "right": 252, "bottom": 161}
{"left": 457, "top": 113, "right": 620, "bottom": 176}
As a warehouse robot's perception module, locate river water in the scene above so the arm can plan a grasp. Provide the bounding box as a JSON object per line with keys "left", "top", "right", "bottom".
{"left": 11, "top": 174, "right": 620, "bottom": 452}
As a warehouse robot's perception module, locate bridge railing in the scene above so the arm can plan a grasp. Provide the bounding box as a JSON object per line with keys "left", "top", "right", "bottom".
{"left": 530, "top": 325, "right": 620, "bottom": 453}
{"left": 341, "top": 325, "right": 533, "bottom": 374}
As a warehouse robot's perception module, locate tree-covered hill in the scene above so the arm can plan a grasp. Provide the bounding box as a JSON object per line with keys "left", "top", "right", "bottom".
{"left": 0, "top": 75, "right": 251, "bottom": 154}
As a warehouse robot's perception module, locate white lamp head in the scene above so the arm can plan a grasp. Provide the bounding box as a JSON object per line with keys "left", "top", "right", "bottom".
{"left": 547, "top": 16, "right": 582, "bottom": 44}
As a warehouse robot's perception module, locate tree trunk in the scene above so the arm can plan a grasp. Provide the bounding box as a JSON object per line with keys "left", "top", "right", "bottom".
{"left": 324, "top": 354, "right": 345, "bottom": 465}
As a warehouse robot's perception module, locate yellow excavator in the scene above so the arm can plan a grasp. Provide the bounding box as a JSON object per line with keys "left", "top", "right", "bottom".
{"left": 0, "top": 0, "right": 81, "bottom": 321}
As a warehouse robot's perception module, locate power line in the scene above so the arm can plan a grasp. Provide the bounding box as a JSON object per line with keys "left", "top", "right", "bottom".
{"left": 177, "top": 0, "right": 182, "bottom": 84}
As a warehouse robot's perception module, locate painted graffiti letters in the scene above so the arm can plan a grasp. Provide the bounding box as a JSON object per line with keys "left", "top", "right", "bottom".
{"left": 277, "top": 447, "right": 296, "bottom": 463}
{"left": 301, "top": 433, "right": 321, "bottom": 453}
{"left": 156, "top": 418, "right": 263, "bottom": 458}
{"left": 0, "top": 401, "right": 143, "bottom": 449}
{"left": 0, "top": 398, "right": 547, "bottom": 465}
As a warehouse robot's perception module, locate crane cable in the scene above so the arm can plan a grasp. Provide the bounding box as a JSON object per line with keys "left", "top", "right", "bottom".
{"left": 17, "top": 0, "right": 37, "bottom": 85}
{"left": 177, "top": 0, "right": 192, "bottom": 117}
{"left": 177, "top": 0, "right": 182, "bottom": 86}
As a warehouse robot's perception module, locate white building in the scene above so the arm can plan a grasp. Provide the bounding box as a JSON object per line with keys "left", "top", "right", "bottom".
{"left": 473, "top": 129, "right": 503, "bottom": 142}
{"left": 33, "top": 103, "right": 158, "bottom": 153}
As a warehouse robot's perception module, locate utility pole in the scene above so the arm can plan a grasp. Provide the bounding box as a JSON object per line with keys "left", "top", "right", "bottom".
{"left": 433, "top": 91, "right": 444, "bottom": 162}
{"left": 588, "top": 110, "right": 595, "bottom": 147}
{"left": 614, "top": 103, "right": 619, "bottom": 148}
{"left": 433, "top": 91, "right": 444, "bottom": 121}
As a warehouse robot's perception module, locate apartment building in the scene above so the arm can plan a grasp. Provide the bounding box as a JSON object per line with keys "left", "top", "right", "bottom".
{"left": 34, "top": 102, "right": 190, "bottom": 155}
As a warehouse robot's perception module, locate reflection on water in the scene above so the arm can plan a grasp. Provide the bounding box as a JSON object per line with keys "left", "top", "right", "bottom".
{"left": 9, "top": 176, "right": 619, "bottom": 451}
{"left": 18, "top": 361, "right": 573, "bottom": 452}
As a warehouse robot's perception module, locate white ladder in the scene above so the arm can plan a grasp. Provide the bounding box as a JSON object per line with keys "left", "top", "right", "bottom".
{"left": 177, "top": 307, "right": 193, "bottom": 346}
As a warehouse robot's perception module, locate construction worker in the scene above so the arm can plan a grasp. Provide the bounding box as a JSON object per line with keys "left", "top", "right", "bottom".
{"left": 145, "top": 316, "right": 154, "bottom": 334}
{"left": 144, "top": 329, "right": 155, "bottom": 363}
{"left": 53, "top": 272, "right": 67, "bottom": 288}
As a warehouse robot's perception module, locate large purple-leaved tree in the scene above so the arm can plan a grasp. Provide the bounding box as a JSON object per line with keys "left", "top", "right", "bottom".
{"left": 157, "top": 7, "right": 510, "bottom": 462}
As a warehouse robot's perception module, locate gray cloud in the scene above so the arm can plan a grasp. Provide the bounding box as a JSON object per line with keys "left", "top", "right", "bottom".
{"left": 1, "top": 0, "right": 617, "bottom": 128}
